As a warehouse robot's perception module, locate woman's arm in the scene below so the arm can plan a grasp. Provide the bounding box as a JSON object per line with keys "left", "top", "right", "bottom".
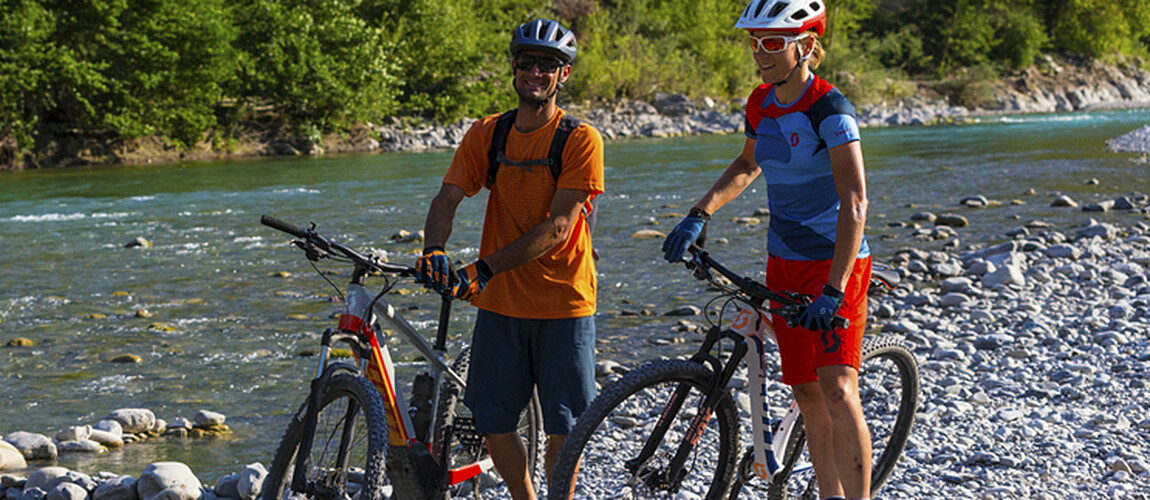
{"left": 692, "top": 138, "right": 760, "bottom": 215}
{"left": 826, "top": 140, "right": 867, "bottom": 291}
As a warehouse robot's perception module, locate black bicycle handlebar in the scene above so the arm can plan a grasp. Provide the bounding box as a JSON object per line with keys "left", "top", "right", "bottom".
{"left": 685, "top": 245, "right": 849, "bottom": 330}
{"left": 260, "top": 214, "right": 417, "bottom": 277}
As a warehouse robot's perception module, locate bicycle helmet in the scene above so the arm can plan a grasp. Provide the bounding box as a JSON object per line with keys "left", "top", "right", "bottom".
{"left": 735, "top": 0, "right": 826, "bottom": 36}
{"left": 510, "top": 19, "right": 577, "bottom": 64}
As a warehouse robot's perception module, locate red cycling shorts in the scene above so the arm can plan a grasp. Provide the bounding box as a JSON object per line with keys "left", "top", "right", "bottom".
{"left": 766, "top": 255, "right": 872, "bottom": 386}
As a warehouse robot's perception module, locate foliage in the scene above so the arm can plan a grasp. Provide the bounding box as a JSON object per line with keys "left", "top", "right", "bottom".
{"left": 5, "top": 0, "right": 1150, "bottom": 164}
{"left": 231, "top": 0, "right": 396, "bottom": 134}
{"left": 564, "top": 0, "right": 750, "bottom": 103}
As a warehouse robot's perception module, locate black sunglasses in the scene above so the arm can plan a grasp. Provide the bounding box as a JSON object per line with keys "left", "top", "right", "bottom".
{"left": 514, "top": 56, "right": 565, "bottom": 74}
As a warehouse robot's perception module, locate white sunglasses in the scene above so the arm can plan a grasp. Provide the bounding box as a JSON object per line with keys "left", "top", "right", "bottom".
{"left": 748, "top": 33, "right": 809, "bottom": 53}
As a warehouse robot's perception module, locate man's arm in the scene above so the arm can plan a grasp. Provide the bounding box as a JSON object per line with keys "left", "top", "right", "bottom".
{"left": 480, "top": 187, "right": 590, "bottom": 275}
{"left": 422, "top": 183, "right": 467, "bottom": 248}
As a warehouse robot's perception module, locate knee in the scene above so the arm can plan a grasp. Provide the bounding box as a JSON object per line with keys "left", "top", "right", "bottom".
{"left": 820, "top": 383, "right": 861, "bottom": 417}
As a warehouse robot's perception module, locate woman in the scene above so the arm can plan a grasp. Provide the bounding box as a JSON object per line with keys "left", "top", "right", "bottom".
{"left": 661, "top": 1, "right": 872, "bottom": 499}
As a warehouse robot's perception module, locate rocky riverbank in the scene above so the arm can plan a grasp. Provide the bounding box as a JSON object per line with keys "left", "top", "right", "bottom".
{"left": 573, "top": 190, "right": 1150, "bottom": 499}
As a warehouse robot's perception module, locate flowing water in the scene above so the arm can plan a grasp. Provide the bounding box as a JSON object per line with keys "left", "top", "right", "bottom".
{"left": 2, "top": 109, "right": 1149, "bottom": 480}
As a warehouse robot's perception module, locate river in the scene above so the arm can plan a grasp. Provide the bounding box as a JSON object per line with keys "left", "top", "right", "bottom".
{"left": 1, "top": 109, "right": 1149, "bottom": 480}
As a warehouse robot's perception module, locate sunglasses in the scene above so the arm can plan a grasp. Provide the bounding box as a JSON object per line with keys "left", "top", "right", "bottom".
{"left": 748, "top": 33, "right": 808, "bottom": 53}
{"left": 514, "top": 56, "right": 565, "bottom": 74}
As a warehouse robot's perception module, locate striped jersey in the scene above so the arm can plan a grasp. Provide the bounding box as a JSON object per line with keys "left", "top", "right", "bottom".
{"left": 744, "top": 75, "right": 869, "bottom": 261}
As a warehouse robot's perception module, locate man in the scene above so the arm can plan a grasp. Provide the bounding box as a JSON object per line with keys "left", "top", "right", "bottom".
{"left": 416, "top": 18, "right": 604, "bottom": 500}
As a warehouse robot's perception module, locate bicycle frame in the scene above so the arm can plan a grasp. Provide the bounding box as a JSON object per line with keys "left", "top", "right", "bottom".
{"left": 728, "top": 303, "right": 809, "bottom": 483}
{"left": 302, "top": 266, "right": 490, "bottom": 491}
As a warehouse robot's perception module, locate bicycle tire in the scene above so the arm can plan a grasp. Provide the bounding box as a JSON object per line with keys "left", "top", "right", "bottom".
{"left": 433, "top": 346, "right": 546, "bottom": 499}
{"left": 263, "top": 372, "right": 389, "bottom": 500}
{"left": 764, "top": 335, "right": 919, "bottom": 500}
{"left": 548, "top": 359, "right": 739, "bottom": 500}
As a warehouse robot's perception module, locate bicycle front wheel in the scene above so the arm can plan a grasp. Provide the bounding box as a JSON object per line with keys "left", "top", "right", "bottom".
{"left": 433, "top": 346, "right": 545, "bottom": 499}
{"left": 263, "top": 372, "right": 389, "bottom": 500}
{"left": 549, "top": 359, "right": 739, "bottom": 500}
{"left": 766, "top": 335, "right": 919, "bottom": 500}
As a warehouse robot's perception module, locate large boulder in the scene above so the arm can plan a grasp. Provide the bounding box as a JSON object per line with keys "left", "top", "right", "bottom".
{"left": 93, "top": 476, "right": 138, "bottom": 500}
{"left": 3, "top": 432, "right": 57, "bottom": 461}
{"left": 46, "top": 483, "right": 88, "bottom": 500}
{"left": 136, "top": 462, "right": 202, "bottom": 500}
{"left": 24, "top": 467, "right": 71, "bottom": 491}
{"left": 236, "top": 464, "right": 267, "bottom": 500}
{"left": 0, "top": 439, "right": 28, "bottom": 471}
{"left": 104, "top": 409, "right": 156, "bottom": 435}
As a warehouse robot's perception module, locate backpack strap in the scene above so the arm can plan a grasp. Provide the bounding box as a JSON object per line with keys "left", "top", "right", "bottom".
{"left": 486, "top": 110, "right": 518, "bottom": 188}
{"left": 547, "top": 115, "right": 581, "bottom": 182}
{"left": 487, "top": 110, "right": 582, "bottom": 188}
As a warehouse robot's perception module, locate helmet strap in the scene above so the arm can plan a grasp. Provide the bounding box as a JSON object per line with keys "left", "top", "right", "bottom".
{"left": 512, "top": 76, "right": 562, "bottom": 108}
{"left": 772, "top": 39, "right": 812, "bottom": 86}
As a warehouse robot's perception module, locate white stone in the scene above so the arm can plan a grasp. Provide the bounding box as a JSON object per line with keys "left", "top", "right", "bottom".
{"left": 88, "top": 430, "right": 124, "bottom": 449}
{"left": 3, "top": 432, "right": 57, "bottom": 461}
{"left": 0, "top": 440, "right": 27, "bottom": 471}
{"left": 53, "top": 426, "right": 91, "bottom": 443}
{"left": 46, "top": 483, "right": 87, "bottom": 500}
{"left": 192, "top": 410, "right": 226, "bottom": 427}
{"left": 236, "top": 463, "right": 267, "bottom": 500}
{"left": 93, "top": 476, "right": 138, "bottom": 500}
{"left": 136, "top": 462, "right": 203, "bottom": 500}
{"left": 104, "top": 409, "right": 156, "bottom": 434}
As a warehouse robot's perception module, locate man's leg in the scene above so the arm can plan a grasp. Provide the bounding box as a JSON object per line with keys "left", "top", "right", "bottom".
{"left": 792, "top": 381, "right": 845, "bottom": 498}
{"left": 486, "top": 432, "right": 536, "bottom": 500}
{"left": 816, "top": 364, "right": 871, "bottom": 498}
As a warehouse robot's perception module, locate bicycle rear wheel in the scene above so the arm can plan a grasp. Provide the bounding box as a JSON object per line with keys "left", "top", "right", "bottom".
{"left": 434, "top": 346, "right": 545, "bottom": 499}
{"left": 263, "top": 372, "right": 389, "bottom": 500}
{"left": 764, "top": 335, "right": 919, "bottom": 500}
{"left": 548, "top": 359, "right": 739, "bottom": 500}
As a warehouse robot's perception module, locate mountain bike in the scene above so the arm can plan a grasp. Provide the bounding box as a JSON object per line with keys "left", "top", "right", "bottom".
{"left": 548, "top": 246, "right": 919, "bottom": 499}
{"left": 257, "top": 215, "right": 545, "bottom": 500}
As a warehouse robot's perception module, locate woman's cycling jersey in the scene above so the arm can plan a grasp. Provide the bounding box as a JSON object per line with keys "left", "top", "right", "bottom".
{"left": 745, "top": 75, "right": 869, "bottom": 261}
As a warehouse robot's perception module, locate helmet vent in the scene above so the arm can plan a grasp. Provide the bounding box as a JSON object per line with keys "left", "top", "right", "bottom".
{"left": 808, "top": 1, "right": 822, "bottom": 12}
{"left": 753, "top": 0, "right": 770, "bottom": 18}
{"left": 767, "top": 2, "right": 788, "bottom": 18}
{"left": 792, "top": 8, "right": 808, "bottom": 20}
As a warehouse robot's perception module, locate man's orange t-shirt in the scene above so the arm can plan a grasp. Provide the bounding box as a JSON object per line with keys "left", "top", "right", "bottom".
{"left": 443, "top": 109, "right": 605, "bottom": 319}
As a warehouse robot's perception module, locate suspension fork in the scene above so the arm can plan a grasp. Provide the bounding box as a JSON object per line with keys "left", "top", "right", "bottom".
{"left": 624, "top": 327, "right": 748, "bottom": 490}
{"left": 291, "top": 328, "right": 368, "bottom": 495}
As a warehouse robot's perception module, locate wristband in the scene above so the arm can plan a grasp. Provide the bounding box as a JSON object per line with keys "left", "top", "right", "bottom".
{"left": 475, "top": 259, "right": 494, "bottom": 279}
{"left": 687, "top": 208, "right": 711, "bottom": 221}
{"left": 822, "top": 284, "right": 845, "bottom": 300}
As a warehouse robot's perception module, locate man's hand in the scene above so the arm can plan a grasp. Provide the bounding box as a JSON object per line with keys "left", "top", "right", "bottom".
{"left": 416, "top": 246, "right": 452, "bottom": 294}
{"left": 661, "top": 209, "right": 709, "bottom": 262}
{"left": 454, "top": 260, "right": 494, "bottom": 302}
{"left": 796, "top": 285, "right": 846, "bottom": 332}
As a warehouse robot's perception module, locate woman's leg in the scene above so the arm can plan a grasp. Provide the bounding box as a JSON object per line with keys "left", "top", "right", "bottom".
{"left": 792, "top": 381, "right": 845, "bottom": 498}
{"left": 816, "top": 364, "right": 871, "bottom": 498}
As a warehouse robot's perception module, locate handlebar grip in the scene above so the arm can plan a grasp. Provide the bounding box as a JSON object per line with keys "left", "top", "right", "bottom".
{"left": 833, "top": 316, "right": 850, "bottom": 330}
{"left": 261, "top": 215, "right": 306, "bottom": 238}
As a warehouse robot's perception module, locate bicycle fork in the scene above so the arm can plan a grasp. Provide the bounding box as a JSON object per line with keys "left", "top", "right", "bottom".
{"left": 625, "top": 327, "right": 747, "bottom": 492}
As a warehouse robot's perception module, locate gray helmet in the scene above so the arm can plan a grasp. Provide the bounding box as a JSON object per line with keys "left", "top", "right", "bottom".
{"left": 510, "top": 19, "right": 577, "bottom": 64}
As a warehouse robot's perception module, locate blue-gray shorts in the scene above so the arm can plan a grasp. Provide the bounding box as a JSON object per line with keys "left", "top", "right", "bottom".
{"left": 463, "top": 309, "right": 596, "bottom": 435}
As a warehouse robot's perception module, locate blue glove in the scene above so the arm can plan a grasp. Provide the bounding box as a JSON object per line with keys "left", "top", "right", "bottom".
{"left": 662, "top": 210, "right": 709, "bottom": 262}
{"left": 416, "top": 246, "right": 452, "bottom": 294}
{"left": 796, "top": 285, "right": 846, "bottom": 332}
{"left": 454, "top": 260, "right": 494, "bottom": 302}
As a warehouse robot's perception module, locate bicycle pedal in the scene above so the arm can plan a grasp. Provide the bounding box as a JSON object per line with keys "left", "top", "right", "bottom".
{"left": 452, "top": 416, "right": 483, "bottom": 448}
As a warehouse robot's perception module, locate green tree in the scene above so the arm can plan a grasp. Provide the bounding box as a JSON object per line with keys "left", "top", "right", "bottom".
{"left": 231, "top": 0, "right": 398, "bottom": 134}
{"left": 0, "top": 0, "right": 62, "bottom": 153}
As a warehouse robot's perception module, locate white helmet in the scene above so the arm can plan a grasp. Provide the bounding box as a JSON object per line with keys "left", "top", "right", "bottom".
{"left": 735, "top": 0, "right": 826, "bottom": 36}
